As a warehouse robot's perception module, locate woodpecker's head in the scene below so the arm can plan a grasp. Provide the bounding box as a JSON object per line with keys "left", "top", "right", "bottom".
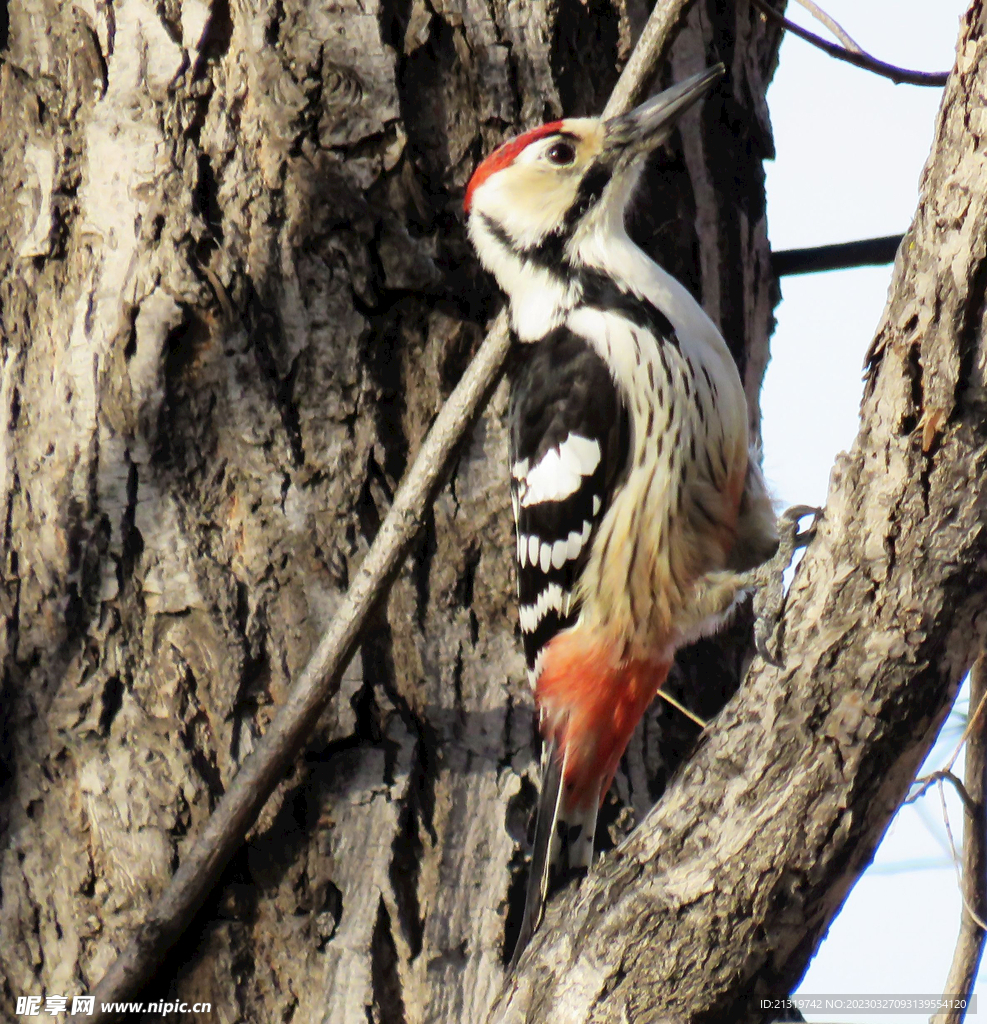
{"left": 465, "top": 65, "right": 724, "bottom": 290}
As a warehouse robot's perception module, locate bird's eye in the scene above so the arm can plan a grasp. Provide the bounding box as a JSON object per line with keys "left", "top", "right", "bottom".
{"left": 546, "top": 141, "right": 576, "bottom": 166}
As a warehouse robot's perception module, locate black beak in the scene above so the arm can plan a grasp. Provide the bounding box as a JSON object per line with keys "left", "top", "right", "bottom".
{"left": 603, "top": 65, "right": 725, "bottom": 161}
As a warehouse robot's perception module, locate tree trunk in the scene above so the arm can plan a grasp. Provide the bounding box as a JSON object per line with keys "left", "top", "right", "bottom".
{"left": 0, "top": 1, "right": 780, "bottom": 1021}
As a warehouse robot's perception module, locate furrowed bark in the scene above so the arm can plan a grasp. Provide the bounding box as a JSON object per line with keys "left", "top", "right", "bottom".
{"left": 493, "top": 4, "right": 987, "bottom": 1021}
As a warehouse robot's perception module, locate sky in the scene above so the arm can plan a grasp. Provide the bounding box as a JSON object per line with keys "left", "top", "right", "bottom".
{"left": 759, "top": 1, "right": 978, "bottom": 1020}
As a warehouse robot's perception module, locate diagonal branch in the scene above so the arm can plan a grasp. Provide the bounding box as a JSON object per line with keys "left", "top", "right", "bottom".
{"left": 602, "top": 0, "right": 699, "bottom": 118}
{"left": 750, "top": 0, "right": 949, "bottom": 87}
{"left": 72, "top": 1, "right": 703, "bottom": 1020}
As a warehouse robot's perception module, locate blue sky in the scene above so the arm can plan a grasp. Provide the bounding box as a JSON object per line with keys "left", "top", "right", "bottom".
{"left": 760, "top": 1, "right": 978, "bottom": 1018}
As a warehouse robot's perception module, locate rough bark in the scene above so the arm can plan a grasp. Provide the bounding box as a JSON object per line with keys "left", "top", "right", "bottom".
{"left": 493, "top": 4, "right": 987, "bottom": 1021}
{"left": 0, "top": 1, "right": 779, "bottom": 1022}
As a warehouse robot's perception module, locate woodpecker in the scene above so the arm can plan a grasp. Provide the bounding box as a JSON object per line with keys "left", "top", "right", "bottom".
{"left": 465, "top": 66, "right": 779, "bottom": 963}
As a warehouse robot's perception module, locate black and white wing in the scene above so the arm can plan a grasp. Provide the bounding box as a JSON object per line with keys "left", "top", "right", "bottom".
{"left": 509, "top": 325, "right": 629, "bottom": 684}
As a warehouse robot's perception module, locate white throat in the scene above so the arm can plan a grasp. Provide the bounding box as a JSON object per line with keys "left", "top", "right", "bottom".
{"left": 468, "top": 214, "right": 577, "bottom": 341}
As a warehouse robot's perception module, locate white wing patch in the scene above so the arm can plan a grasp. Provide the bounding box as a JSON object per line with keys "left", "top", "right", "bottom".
{"left": 528, "top": 535, "right": 539, "bottom": 568}
{"left": 549, "top": 521, "right": 593, "bottom": 568}
{"left": 519, "top": 583, "right": 570, "bottom": 634}
{"left": 569, "top": 520, "right": 592, "bottom": 560}
{"left": 539, "top": 541, "right": 552, "bottom": 574}
{"left": 519, "top": 530, "right": 587, "bottom": 571}
{"left": 518, "top": 433, "right": 601, "bottom": 507}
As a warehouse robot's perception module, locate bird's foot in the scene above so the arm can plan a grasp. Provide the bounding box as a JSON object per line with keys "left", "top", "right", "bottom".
{"left": 746, "top": 505, "right": 822, "bottom": 666}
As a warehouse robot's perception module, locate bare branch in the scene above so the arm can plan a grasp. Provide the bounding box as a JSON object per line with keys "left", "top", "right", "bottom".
{"left": 934, "top": 656, "right": 987, "bottom": 1024}
{"left": 750, "top": 0, "right": 949, "bottom": 87}
{"left": 907, "top": 768, "right": 976, "bottom": 815}
{"left": 791, "top": 0, "right": 864, "bottom": 54}
{"left": 73, "top": 1, "right": 702, "bottom": 1019}
{"left": 773, "top": 235, "right": 902, "bottom": 276}
{"left": 937, "top": 776, "right": 987, "bottom": 932}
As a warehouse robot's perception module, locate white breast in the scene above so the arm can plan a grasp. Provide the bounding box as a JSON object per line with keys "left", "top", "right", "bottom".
{"left": 564, "top": 241, "right": 751, "bottom": 652}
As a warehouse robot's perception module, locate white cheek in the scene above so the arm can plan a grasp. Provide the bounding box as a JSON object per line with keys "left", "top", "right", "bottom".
{"left": 481, "top": 171, "right": 578, "bottom": 250}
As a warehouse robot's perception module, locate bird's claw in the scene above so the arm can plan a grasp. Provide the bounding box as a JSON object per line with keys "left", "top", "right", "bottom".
{"left": 750, "top": 505, "right": 823, "bottom": 666}
{"left": 782, "top": 504, "right": 823, "bottom": 550}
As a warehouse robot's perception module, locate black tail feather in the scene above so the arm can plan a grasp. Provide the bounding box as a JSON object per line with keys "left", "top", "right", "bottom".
{"left": 510, "top": 739, "right": 564, "bottom": 969}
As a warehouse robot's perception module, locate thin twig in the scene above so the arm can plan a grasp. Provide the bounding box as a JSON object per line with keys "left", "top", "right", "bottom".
{"left": 74, "top": 2, "right": 702, "bottom": 1020}
{"left": 750, "top": 0, "right": 949, "bottom": 87}
{"left": 912, "top": 682, "right": 987, "bottom": 801}
{"left": 656, "top": 688, "right": 708, "bottom": 729}
{"left": 908, "top": 769, "right": 969, "bottom": 809}
{"left": 791, "top": 0, "right": 863, "bottom": 54}
{"left": 937, "top": 778, "right": 987, "bottom": 931}
{"left": 909, "top": 769, "right": 977, "bottom": 817}
{"left": 946, "top": 683, "right": 987, "bottom": 772}
{"left": 933, "top": 655, "right": 987, "bottom": 1024}
{"left": 909, "top": 687, "right": 987, "bottom": 803}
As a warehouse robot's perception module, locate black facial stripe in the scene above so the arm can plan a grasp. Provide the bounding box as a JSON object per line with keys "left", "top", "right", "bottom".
{"left": 578, "top": 269, "right": 678, "bottom": 344}
{"left": 563, "top": 162, "right": 613, "bottom": 229}
{"left": 479, "top": 212, "right": 517, "bottom": 253}
{"left": 498, "top": 231, "right": 679, "bottom": 347}
{"left": 485, "top": 200, "right": 676, "bottom": 344}
{"left": 483, "top": 218, "right": 569, "bottom": 273}
{"left": 529, "top": 231, "right": 568, "bottom": 267}
{"left": 482, "top": 159, "right": 614, "bottom": 269}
